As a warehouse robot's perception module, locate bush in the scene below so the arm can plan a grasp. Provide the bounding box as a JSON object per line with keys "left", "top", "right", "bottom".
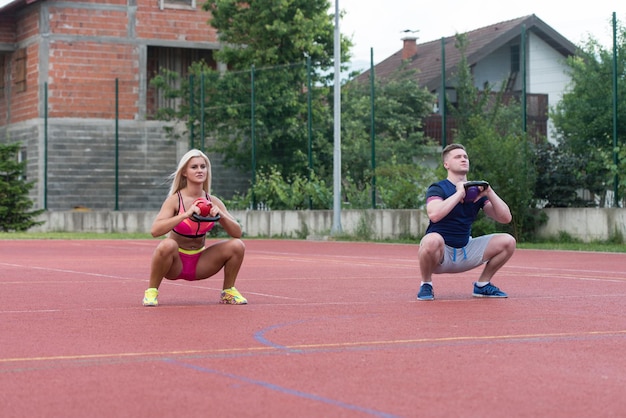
{"left": 0, "top": 142, "right": 45, "bottom": 231}
{"left": 227, "top": 166, "right": 333, "bottom": 210}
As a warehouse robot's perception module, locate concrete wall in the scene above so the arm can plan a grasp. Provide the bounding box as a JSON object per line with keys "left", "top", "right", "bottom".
{"left": 31, "top": 209, "right": 431, "bottom": 240}
{"left": 534, "top": 208, "right": 626, "bottom": 242}
{"left": 29, "top": 208, "right": 626, "bottom": 242}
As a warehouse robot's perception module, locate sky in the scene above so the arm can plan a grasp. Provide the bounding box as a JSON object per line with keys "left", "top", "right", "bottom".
{"left": 0, "top": 0, "right": 620, "bottom": 65}
{"left": 338, "top": 0, "right": 623, "bottom": 72}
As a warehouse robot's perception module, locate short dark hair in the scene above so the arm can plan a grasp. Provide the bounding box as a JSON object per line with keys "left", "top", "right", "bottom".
{"left": 442, "top": 143, "right": 466, "bottom": 161}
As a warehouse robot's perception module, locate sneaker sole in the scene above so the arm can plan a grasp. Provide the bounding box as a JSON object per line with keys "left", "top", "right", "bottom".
{"left": 472, "top": 293, "right": 507, "bottom": 298}
{"left": 220, "top": 296, "right": 247, "bottom": 305}
{"left": 220, "top": 300, "right": 247, "bottom": 305}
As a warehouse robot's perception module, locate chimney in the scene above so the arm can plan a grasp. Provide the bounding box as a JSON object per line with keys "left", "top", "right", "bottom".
{"left": 402, "top": 37, "right": 418, "bottom": 60}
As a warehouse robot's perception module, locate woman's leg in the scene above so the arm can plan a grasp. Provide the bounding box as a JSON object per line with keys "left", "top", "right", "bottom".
{"left": 148, "top": 238, "right": 183, "bottom": 289}
{"left": 195, "top": 238, "right": 246, "bottom": 289}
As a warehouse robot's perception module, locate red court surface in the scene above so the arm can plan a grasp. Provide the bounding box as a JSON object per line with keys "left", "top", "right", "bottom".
{"left": 1, "top": 239, "right": 625, "bottom": 417}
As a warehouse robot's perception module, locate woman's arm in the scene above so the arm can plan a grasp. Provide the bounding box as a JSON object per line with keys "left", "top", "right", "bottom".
{"left": 210, "top": 196, "right": 243, "bottom": 238}
{"left": 150, "top": 194, "right": 194, "bottom": 237}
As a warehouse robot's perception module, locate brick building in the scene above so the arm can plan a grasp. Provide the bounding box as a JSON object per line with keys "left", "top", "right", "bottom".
{"left": 0, "top": 0, "right": 246, "bottom": 211}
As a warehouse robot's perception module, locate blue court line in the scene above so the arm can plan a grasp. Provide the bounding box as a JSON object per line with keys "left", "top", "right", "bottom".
{"left": 163, "top": 358, "right": 401, "bottom": 418}
{"left": 253, "top": 320, "right": 309, "bottom": 352}
{"left": 253, "top": 315, "right": 376, "bottom": 352}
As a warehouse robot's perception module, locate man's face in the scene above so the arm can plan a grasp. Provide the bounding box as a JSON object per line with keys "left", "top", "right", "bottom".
{"left": 443, "top": 148, "right": 469, "bottom": 174}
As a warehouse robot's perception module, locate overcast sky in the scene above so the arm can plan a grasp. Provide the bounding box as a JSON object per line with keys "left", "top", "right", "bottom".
{"left": 1, "top": 0, "right": 620, "bottom": 69}
{"left": 338, "top": 0, "right": 623, "bottom": 72}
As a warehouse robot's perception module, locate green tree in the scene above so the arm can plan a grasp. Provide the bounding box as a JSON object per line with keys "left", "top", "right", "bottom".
{"left": 204, "top": 0, "right": 350, "bottom": 180}
{"left": 340, "top": 65, "right": 438, "bottom": 207}
{"left": 467, "top": 120, "right": 539, "bottom": 241}
{"left": 204, "top": 0, "right": 341, "bottom": 70}
{"left": 534, "top": 141, "right": 592, "bottom": 207}
{"left": 224, "top": 64, "right": 440, "bottom": 210}
{"left": 0, "top": 142, "right": 44, "bottom": 231}
{"left": 447, "top": 34, "right": 539, "bottom": 241}
{"left": 152, "top": 0, "right": 353, "bottom": 191}
{"left": 551, "top": 23, "right": 626, "bottom": 206}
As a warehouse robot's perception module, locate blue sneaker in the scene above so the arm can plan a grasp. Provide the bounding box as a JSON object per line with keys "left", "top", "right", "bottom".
{"left": 472, "top": 282, "right": 507, "bottom": 298}
{"left": 417, "top": 283, "right": 434, "bottom": 301}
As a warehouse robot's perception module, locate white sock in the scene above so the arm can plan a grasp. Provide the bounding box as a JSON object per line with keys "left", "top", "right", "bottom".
{"left": 421, "top": 281, "right": 432, "bottom": 287}
{"left": 475, "top": 281, "right": 490, "bottom": 287}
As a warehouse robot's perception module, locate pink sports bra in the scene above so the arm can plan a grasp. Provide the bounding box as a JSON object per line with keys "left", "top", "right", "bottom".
{"left": 171, "top": 192, "right": 216, "bottom": 238}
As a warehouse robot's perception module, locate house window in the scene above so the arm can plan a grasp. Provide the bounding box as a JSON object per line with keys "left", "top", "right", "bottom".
{"left": 159, "top": 0, "right": 196, "bottom": 10}
{"left": 147, "top": 46, "right": 216, "bottom": 117}
{"left": 14, "top": 48, "right": 27, "bottom": 93}
{"left": 510, "top": 45, "right": 520, "bottom": 73}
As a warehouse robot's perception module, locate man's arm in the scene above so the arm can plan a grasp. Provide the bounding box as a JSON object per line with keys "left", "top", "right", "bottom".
{"left": 426, "top": 182, "right": 465, "bottom": 223}
{"left": 482, "top": 188, "right": 512, "bottom": 224}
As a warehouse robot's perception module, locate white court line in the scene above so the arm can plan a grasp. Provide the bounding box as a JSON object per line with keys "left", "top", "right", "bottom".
{"left": 0, "top": 262, "right": 305, "bottom": 302}
{"left": 502, "top": 262, "right": 626, "bottom": 276}
{"left": 0, "top": 262, "right": 138, "bottom": 281}
{"left": 167, "top": 281, "right": 304, "bottom": 300}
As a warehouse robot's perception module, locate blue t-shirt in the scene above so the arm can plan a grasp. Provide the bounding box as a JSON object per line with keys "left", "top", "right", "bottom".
{"left": 425, "top": 179, "right": 487, "bottom": 248}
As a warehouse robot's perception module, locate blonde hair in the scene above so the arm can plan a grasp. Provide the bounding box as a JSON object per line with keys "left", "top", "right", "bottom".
{"left": 168, "top": 149, "right": 212, "bottom": 196}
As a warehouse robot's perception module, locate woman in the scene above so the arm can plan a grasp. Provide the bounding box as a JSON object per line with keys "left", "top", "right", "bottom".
{"left": 143, "top": 149, "right": 247, "bottom": 306}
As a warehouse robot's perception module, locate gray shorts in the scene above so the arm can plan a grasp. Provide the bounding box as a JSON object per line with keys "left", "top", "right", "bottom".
{"left": 433, "top": 235, "right": 493, "bottom": 274}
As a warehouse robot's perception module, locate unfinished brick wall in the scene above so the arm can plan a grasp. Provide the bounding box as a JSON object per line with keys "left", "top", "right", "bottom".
{"left": 136, "top": 0, "right": 218, "bottom": 42}
{"left": 0, "top": 1, "right": 251, "bottom": 210}
{"left": 3, "top": 0, "right": 218, "bottom": 123}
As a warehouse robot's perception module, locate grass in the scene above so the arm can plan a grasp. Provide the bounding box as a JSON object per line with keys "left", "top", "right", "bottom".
{"left": 0, "top": 232, "right": 154, "bottom": 240}
{"left": 516, "top": 242, "right": 626, "bottom": 253}
{"left": 1, "top": 231, "right": 624, "bottom": 253}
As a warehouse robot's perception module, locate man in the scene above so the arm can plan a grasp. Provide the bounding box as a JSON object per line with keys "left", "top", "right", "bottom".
{"left": 417, "top": 143, "right": 516, "bottom": 301}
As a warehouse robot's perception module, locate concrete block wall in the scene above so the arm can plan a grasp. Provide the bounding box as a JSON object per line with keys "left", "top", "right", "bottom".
{"left": 41, "top": 119, "right": 249, "bottom": 210}
{"left": 3, "top": 117, "right": 249, "bottom": 211}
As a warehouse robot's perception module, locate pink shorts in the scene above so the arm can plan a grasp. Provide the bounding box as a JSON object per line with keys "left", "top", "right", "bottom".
{"left": 175, "top": 247, "right": 206, "bottom": 281}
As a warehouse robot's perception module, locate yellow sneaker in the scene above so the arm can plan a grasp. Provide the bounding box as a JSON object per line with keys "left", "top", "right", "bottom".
{"left": 220, "top": 287, "right": 247, "bottom": 305}
{"left": 143, "top": 288, "right": 159, "bottom": 306}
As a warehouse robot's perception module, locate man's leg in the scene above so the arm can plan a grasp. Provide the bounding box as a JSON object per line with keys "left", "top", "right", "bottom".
{"left": 418, "top": 232, "right": 445, "bottom": 282}
{"left": 417, "top": 233, "right": 444, "bottom": 300}
{"left": 477, "top": 233, "right": 516, "bottom": 282}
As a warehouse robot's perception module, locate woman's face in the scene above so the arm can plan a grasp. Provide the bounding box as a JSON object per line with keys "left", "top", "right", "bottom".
{"left": 184, "top": 156, "right": 208, "bottom": 183}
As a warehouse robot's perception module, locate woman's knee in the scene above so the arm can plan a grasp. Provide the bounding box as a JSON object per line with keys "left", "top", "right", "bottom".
{"left": 154, "top": 238, "right": 179, "bottom": 257}
{"left": 229, "top": 238, "right": 246, "bottom": 257}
